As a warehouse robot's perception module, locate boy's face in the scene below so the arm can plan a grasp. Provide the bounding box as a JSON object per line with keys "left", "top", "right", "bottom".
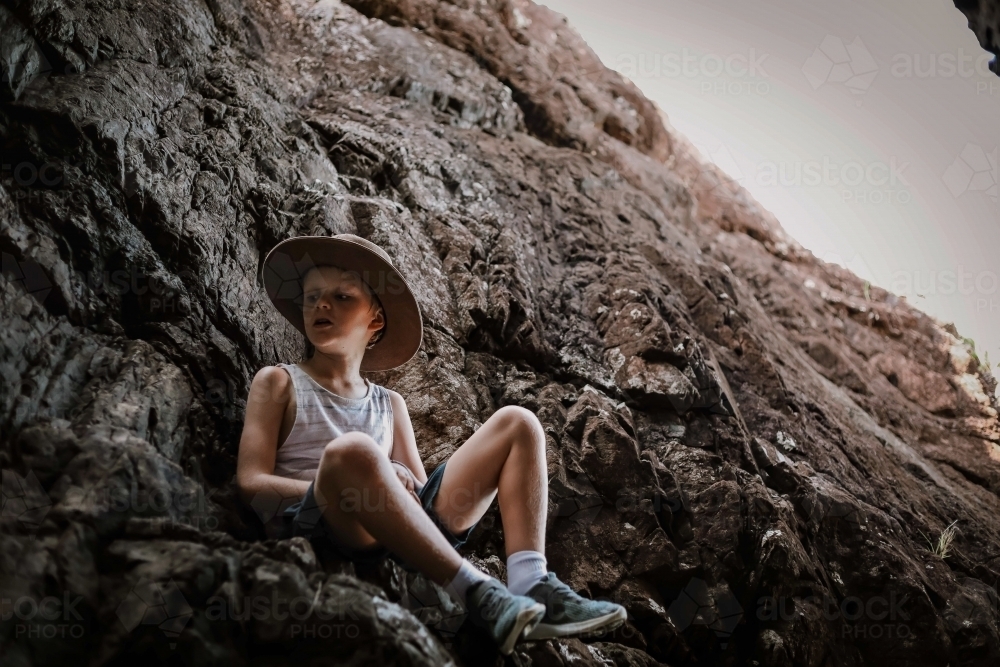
{"left": 301, "top": 266, "right": 384, "bottom": 355}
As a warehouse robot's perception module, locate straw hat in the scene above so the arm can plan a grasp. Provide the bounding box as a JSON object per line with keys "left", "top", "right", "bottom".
{"left": 261, "top": 234, "right": 423, "bottom": 371}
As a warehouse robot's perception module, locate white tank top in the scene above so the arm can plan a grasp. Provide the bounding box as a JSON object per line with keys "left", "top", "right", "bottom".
{"left": 261, "top": 363, "right": 394, "bottom": 538}
{"left": 272, "top": 363, "right": 395, "bottom": 480}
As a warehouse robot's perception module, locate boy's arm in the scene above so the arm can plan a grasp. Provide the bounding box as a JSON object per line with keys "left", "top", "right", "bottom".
{"left": 236, "top": 367, "right": 311, "bottom": 508}
{"left": 388, "top": 389, "right": 427, "bottom": 486}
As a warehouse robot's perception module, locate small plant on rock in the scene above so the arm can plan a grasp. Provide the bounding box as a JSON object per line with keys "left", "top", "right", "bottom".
{"left": 920, "top": 519, "right": 960, "bottom": 559}
{"left": 962, "top": 337, "right": 981, "bottom": 368}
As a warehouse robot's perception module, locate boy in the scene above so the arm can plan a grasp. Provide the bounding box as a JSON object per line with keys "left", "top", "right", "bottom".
{"left": 237, "top": 233, "right": 626, "bottom": 655}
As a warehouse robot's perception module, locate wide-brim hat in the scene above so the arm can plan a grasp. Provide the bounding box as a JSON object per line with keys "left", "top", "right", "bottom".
{"left": 261, "top": 233, "right": 423, "bottom": 371}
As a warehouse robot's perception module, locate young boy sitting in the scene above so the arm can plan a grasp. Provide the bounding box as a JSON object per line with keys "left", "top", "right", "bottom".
{"left": 237, "top": 233, "right": 626, "bottom": 655}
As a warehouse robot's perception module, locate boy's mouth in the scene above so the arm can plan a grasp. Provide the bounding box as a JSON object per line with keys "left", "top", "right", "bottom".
{"left": 313, "top": 317, "right": 332, "bottom": 327}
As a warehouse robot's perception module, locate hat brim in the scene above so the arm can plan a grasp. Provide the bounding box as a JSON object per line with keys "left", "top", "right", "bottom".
{"left": 261, "top": 236, "right": 423, "bottom": 371}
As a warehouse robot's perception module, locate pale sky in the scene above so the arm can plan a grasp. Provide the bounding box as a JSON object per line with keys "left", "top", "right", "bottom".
{"left": 541, "top": 0, "right": 1000, "bottom": 374}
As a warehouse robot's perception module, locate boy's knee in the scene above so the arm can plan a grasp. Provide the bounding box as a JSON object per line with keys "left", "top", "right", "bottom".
{"left": 494, "top": 405, "right": 545, "bottom": 443}
{"left": 321, "top": 432, "right": 382, "bottom": 471}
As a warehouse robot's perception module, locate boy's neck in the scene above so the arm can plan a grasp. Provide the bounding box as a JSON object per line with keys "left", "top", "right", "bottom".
{"left": 301, "top": 349, "right": 369, "bottom": 399}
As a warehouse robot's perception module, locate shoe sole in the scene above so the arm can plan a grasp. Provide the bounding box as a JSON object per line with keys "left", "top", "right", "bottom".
{"left": 498, "top": 602, "right": 547, "bottom": 655}
{"left": 522, "top": 606, "right": 627, "bottom": 640}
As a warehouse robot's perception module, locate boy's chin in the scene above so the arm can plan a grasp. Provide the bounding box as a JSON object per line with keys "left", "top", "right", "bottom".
{"left": 307, "top": 329, "right": 341, "bottom": 342}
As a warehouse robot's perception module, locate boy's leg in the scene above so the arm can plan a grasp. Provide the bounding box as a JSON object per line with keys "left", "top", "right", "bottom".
{"left": 431, "top": 405, "right": 548, "bottom": 557}
{"left": 312, "top": 431, "right": 550, "bottom": 654}
{"left": 312, "top": 431, "right": 464, "bottom": 585}
{"left": 397, "top": 408, "right": 627, "bottom": 640}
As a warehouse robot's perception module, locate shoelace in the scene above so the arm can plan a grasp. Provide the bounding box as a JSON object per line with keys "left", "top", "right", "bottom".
{"left": 540, "top": 578, "right": 600, "bottom": 621}
{"left": 542, "top": 578, "right": 579, "bottom": 603}
{"left": 477, "top": 584, "right": 504, "bottom": 622}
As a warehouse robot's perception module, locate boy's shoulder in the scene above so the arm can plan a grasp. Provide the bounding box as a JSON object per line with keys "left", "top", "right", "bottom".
{"left": 373, "top": 383, "right": 404, "bottom": 405}
{"left": 253, "top": 364, "right": 292, "bottom": 381}
{"left": 250, "top": 365, "right": 294, "bottom": 397}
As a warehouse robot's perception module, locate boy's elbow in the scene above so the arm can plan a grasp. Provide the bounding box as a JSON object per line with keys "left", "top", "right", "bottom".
{"left": 236, "top": 471, "right": 258, "bottom": 505}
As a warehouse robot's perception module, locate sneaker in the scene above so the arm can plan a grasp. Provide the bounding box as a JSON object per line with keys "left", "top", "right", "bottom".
{"left": 521, "top": 572, "right": 627, "bottom": 640}
{"left": 465, "top": 577, "right": 546, "bottom": 655}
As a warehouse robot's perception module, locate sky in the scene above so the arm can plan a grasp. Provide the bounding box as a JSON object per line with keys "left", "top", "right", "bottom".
{"left": 540, "top": 0, "right": 1000, "bottom": 374}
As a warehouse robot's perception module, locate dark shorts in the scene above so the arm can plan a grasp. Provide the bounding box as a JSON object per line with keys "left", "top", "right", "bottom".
{"left": 280, "top": 459, "right": 480, "bottom": 566}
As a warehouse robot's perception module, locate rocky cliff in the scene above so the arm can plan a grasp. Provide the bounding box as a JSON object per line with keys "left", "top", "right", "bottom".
{"left": 2, "top": 1, "right": 999, "bottom": 666}
{"left": 955, "top": 0, "right": 1000, "bottom": 74}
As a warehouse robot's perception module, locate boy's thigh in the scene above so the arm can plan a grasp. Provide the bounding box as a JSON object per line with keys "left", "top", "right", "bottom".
{"left": 287, "top": 471, "right": 466, "bottom": 566}
{"left": 422, "top": 459, "right": 494, "bottom": 542}
{"left": 426, "top": 411, "right": 519, "bottom": 536}
{"left": 299, "top": 464, "right": 455, "bottom": 556}
{"left": 417, "top": 461, "right": 482, "bottom": 549}
{"left": 298, "top": 471, "right": 384, "bottom": 552}
{"left": 285, "top": 482, "right": 389, "bottom": 562}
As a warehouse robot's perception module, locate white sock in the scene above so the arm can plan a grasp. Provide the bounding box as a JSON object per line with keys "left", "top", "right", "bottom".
{"left": 506, "top": 550, "right": 547, "bottom": 596}
{"left": 444, "top": 559, "right": 491, "bottom": 606}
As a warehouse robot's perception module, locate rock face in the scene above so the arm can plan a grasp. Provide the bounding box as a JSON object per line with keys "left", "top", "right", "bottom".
{"left": 954, "top": 0, "right": 1000, "bottom": 74}
{"left": 1, "top": 1, "right": 998, "bottom": 666}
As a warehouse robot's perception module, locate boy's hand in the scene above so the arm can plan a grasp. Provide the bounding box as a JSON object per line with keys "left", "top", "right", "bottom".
{"left": 391, "top": 460, "right": 422, "bottom": 504}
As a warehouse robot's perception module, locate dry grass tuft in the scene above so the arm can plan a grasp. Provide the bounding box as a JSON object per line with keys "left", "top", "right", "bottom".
{"left": 920, "top": 520, "right": 960, "bottom": 559}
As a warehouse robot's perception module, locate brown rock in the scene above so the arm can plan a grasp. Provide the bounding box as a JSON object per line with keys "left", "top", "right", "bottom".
{"left": 1, "top": 0, "right": 998, "bottom": 665}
